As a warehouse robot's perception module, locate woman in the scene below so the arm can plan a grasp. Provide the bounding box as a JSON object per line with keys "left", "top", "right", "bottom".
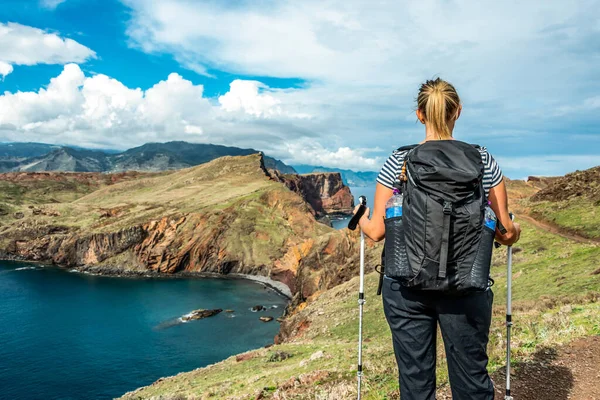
{"left": 354, "top": 78, "right": 521, "bottom": 400}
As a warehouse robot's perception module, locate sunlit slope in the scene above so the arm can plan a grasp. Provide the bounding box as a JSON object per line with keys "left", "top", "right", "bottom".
{"left": 0, "top": 154, "right": 323, "bottom": 235}
{"left": 76, "top": 155, "right": 276, "bottom": 209}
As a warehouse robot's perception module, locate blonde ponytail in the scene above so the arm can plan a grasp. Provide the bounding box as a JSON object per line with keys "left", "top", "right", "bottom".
{"left": 417, "top": 78, "right": 461, "bottom": 140}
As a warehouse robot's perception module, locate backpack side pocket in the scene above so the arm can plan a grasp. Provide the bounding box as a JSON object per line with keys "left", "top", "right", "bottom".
{"left": 383, "top": 216, "right": 412, "bottom": 280}
{"left": 460, "top": 224, "right": 494, "bottom": 291}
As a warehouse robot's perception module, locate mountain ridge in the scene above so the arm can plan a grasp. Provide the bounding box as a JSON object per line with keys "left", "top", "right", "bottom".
{"left": 0, "top": 141, "right": 297, "bottom": 174}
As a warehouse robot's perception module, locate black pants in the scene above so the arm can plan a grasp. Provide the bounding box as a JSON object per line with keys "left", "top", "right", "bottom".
{"left": 382, "top": 276, "right": 494, "bottom": 400}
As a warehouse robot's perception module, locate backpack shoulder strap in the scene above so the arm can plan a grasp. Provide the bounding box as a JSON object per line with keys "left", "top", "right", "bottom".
{"left": 396, "top": 144, "right": 419, "bottom": 153}
{"left": 395, "top": 144, "right": 419, "bottom": 187}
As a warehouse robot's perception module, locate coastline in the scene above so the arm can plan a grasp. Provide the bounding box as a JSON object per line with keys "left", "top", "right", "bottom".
{"left": 0, "top": 257, "right": 293, "bottom": 301}
{"left": 228, "top": 273, "right": 292, "bottom": 299}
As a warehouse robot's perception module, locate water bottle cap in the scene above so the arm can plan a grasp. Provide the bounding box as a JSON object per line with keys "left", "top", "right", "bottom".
{"left": 487, "top": 200, "right": 492, "bottom": 206}
{"left": 393, "top": 188, "right": 400, "bottom": 195}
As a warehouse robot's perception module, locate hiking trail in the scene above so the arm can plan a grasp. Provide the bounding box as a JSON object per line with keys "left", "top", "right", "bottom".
{"left": 437, "top": 336, "right": 600, "bottom": 400}
{"left": 517, "top": 213, "right": 600, "bottom": 245}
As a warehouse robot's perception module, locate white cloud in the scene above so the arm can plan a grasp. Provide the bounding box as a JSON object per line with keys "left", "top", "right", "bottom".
{"left": 123, "top": 0, "right": 599, "bottom": 92}
{"left": 0, "top": 63, "right": 85, "bottom": 127}
{"left": 40, "top": 0, "right": 67, "bottom": 9}
{"left": 584, "top": 96, "right": 600, "bottom": 110}
{"left": 283, "top": 141, "right": 382, "bottom": 171}
{"left": 0, "top": 22, "right": 95, "bottom": 77}
{"left": 0, "top": 64, "right": 207, "bottom": 147}
{"left": 183, "top": 124, "right": 202, "bottom": 134}
{"left": 0, "top": 64, "right": 380, "bottom": 168}
{"left": 497, "top": 155, "right": 600, "bottom": 178}
{"left": 0, "top": 61, "right": 13, "bottom": 79}
{"left": 219, "top": 80, "right": 282, "bottom": 117}
{"left": 218, "top": 80, "right": 311, "bottom": 119}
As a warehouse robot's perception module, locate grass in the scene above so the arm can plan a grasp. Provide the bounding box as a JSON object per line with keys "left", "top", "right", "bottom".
{"left": 528, "top": 198, "right": 600, "bottom": 239}
{"left": 490, "top": 212, "right": 600, "bottom": 303}
{"left": 120, "top": 217, "right": 600, "bottom": 399}
{"left": 0, "top": 178, "right": 97, "bottom": 205}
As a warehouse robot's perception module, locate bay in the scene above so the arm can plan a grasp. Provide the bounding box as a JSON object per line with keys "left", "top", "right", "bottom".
{"left": 0, "top": 261, "right": 287, "bottom": 400}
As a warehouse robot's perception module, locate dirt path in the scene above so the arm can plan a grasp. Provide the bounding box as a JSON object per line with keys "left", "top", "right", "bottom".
{"left": 513, "top": 209, "right": 600, "bottom": 245}
{"left": 492, "top": 336, "right": 600, "bottom": 400}
{"left": 436, "top": 336, "right": 600, "bottom": 400}
{"left": 518, "top": 213, "right": 599, "bottom": 244}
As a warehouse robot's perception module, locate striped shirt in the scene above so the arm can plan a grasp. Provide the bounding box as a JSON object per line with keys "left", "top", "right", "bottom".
{"left": 377, "top": 146, "right": 503, "bottom": 196}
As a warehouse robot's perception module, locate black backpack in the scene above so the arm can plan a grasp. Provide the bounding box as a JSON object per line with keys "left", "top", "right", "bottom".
{"left": 382, "top": 140, "right": 495, "bottom": 292}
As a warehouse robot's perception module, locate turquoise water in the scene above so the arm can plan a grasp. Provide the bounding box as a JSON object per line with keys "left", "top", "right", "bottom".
{"left": 0, "top": 261, "right": 288, "bottom": 400}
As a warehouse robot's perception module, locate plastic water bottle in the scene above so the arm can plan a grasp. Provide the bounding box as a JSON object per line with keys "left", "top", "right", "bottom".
{"left": 470, "top": 202, "right": 497, "bottom": 290}
{"left": 484, "top": 203, "right": 497, "bottom": 231}
{"left": 385, "top": 189, "right": 403, "bottom": 219}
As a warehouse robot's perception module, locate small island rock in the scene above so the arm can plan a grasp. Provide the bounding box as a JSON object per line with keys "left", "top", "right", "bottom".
{"left": 259, "top": 316, "right": 274, "bottom": 322}
{"left": 181, "top": 309, "right": 222, "bottom": 322}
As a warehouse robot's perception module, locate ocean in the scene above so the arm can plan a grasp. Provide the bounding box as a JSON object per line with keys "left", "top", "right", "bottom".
{"left": 0, "top": 261, "right": 288, "bottom": 400}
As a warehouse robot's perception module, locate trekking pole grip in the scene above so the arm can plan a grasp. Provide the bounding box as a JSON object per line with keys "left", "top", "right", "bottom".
{"left": 348, "top": 196, "right": 367, "bottom": 231}
{"left": 494, "top": 212, "right": 515, "bottom": 248}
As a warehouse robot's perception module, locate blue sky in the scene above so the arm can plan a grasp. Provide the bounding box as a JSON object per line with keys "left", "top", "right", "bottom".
{"left": 0, "top": 0, "right": 599, "bottom": 177}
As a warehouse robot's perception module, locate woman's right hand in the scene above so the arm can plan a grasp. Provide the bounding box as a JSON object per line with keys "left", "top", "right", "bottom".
{"left": 488, "top": 179, "right": 522, "bottom": 246}
{"left": 512, "top": 222, "right": 522, "bottom": 244}
{"left": 495, "top": 222, "right": 521, "bottom": 246}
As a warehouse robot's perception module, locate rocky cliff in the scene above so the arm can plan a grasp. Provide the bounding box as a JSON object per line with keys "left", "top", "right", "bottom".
{"left": 269, "top": 170, "right": 354, "bottom": 216}
{"left": 0, "top": 154, "right": 371, "bottom": 307}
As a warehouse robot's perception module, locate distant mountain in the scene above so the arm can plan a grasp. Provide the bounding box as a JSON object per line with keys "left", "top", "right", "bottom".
{"left": 292, "top": 165, "right": 378, "bottom": 187}
{"left": 0, "top": 141, "right": 296, "bottom": 174}
{"left": 110, "top": 142, "right": 296, "bottom": 173}
{"left": 0, "top": 142, "right": 61, "bottom": 160}
{"left": 17, "top": 147, "right": 112, "bottom": 172}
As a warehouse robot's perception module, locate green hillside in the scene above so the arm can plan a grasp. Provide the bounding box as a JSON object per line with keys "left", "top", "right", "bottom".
{"left": 527, "top": 167, "right": 600, "bottom": 240}
{"left": 120, "top": 215, "right": 600, "bottom": 399}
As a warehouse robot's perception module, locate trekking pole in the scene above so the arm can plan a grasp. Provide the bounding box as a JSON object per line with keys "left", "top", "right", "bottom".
{"left": 348, "top": 196, "right": 367, "bottom": 400}
{"left": 505, "top": 241, "right": 513, "bottom": 400}
{"left": 504, "top": 214, "right": 515, "bottom": 400}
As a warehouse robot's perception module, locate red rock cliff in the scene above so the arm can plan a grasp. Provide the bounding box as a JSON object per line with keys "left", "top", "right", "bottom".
{"left": 270, "top": 171, "right": 354, "bottom": 216}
